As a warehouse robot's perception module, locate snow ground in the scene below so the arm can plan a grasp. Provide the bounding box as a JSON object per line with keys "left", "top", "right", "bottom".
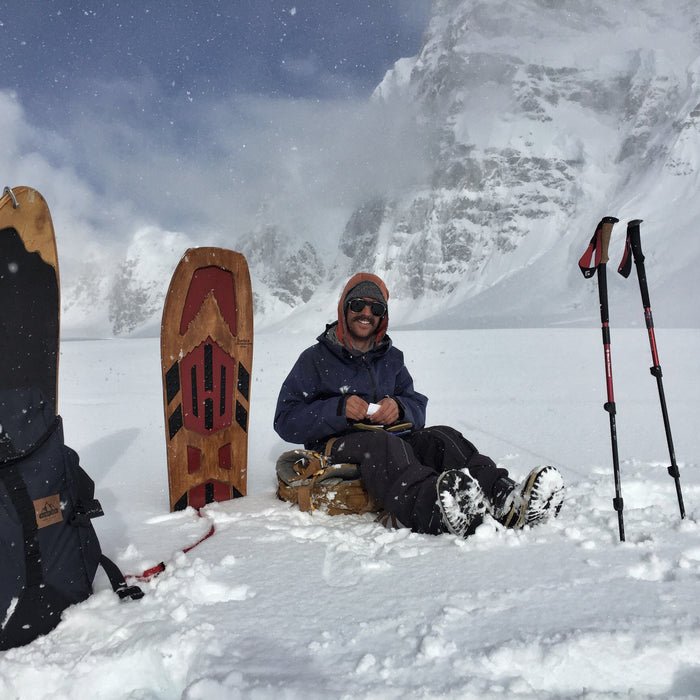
{"left": 1, "top": 327, "right": 699, "bottom": 699}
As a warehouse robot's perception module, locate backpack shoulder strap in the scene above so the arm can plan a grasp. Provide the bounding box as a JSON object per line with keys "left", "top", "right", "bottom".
{"left": 0, "top": 465, "right": 44, "bottom": 588}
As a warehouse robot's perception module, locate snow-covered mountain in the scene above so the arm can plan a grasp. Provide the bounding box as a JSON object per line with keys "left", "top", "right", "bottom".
{"left": 362, "top": 0, "right": 700, "bottom": 329}
{"left": 61, "top": 0, "right": 700, "bottom": 336}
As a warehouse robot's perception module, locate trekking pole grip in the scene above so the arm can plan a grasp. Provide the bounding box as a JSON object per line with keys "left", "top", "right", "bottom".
{"left": 627, "top": 219, "right": 643, "bottom": 253}
{"left": 598, "top": 216, "right": 619, "bottom": 264}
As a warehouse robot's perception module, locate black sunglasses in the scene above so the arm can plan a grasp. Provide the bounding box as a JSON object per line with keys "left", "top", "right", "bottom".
{"left": 346, "top": 298, "right": 387, "bottom": 317}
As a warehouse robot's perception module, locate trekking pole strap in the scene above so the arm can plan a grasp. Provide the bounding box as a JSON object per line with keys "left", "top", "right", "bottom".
{"left": 618, "top": 219, "right": 652, "bottom": 298}
{"left": 578, "top": 216, "right": 619, "bottom": 277}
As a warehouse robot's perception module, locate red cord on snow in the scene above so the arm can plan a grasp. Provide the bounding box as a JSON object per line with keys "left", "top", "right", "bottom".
{"left": 126, "top": 511, "right": 216, "bottom": 583}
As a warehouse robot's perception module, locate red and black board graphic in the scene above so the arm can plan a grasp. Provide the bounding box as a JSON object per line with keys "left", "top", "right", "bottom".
{"left": 0, "top": 186, "right": 60, "bottom": 413}
{"left": 161, "top": 248, "right": 253, "bottom": 511}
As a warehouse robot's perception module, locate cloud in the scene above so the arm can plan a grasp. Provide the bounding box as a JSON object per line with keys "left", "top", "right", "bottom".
{"left": 0, "top": 2, "right": 433, "bottom": 336}
{"left": 1, "top": 0, "right": 433, "bottom": 250}
{"left": 0, "top": 91, "right": 24, "bottom": 160}
{"left": 0, "top": 90, "right": 126, "bottom": 274}
{"left": 396, "top": 0, "right": 433, "bottom": 37}
{"left": 2, "top": 70, "right": 432, "bottom": 314}
{"left": 12, "top": 74, "right": 426, "bottom": 228}
{"left": 280, "top": 53, "right": 322, "bottom": 80}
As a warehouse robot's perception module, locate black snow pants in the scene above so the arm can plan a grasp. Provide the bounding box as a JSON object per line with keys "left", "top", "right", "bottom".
{"left": 329, "top": 425, "right": 509, "bottom": 535}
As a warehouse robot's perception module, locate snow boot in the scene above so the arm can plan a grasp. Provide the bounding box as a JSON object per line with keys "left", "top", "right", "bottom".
{"left": 491, "top": 466, "right": 565, "bottom": 529}
{"left": 437, "top": 469, "right": 488, "bottom": 538}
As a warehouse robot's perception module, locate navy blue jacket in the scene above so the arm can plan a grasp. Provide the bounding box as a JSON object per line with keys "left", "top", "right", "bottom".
{"left": 274, "top": 323, "right": 428, "bottom": 450}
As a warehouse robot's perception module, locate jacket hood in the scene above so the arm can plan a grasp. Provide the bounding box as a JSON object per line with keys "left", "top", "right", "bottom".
{"left": 335, "top": 272, "right": 390, "bottom": 352}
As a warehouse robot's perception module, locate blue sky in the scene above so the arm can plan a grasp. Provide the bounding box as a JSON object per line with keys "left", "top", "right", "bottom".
{"left": 1, "top": 1, "right": 432, "bottom": 250}
{"left": 2, "top": 1, "right": 430, "bottom": 123}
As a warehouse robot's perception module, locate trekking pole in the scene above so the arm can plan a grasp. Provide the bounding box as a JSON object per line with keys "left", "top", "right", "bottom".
{"left": 579, "top": 216, "right": 625, "bottom": 541}
{"left": 618, "top": 219, "right": 685, "bottom": 519}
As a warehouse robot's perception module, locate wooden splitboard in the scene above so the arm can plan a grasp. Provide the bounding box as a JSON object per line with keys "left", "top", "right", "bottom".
{"left": 0, "top": 186, "right": 60, "bottom": 412}
{"left": 161, "top": 248, "right": 253, "bottom": 511}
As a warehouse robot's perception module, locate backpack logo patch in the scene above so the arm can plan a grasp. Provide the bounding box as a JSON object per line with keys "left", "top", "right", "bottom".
{"left": 34, "top": 494, "right": 63, "bottom": 528}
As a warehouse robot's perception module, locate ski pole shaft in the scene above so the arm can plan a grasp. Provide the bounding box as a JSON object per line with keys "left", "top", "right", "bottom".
{"left": 580, "top": 216, "right": 625, "bottom": 541}
{"left": 619, "top": 219, "right": 685, "bottom": 518}
{"left": 597, "top": 218, "right": 615, "bottom": 401}
{"left": 597, "top": 217, "right": 625, "bottom": 541}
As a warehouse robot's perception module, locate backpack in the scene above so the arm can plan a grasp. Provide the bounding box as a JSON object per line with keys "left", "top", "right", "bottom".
{"left": 0, "top": 387, "right": 143, "bottom": 651}
{"left": 276, "top": 448, "right": 381, "bottom": 516}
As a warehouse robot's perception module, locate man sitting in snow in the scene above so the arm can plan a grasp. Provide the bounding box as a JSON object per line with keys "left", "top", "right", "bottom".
{"left": 273, "top": 272, "right": 564, "bottom": 537}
